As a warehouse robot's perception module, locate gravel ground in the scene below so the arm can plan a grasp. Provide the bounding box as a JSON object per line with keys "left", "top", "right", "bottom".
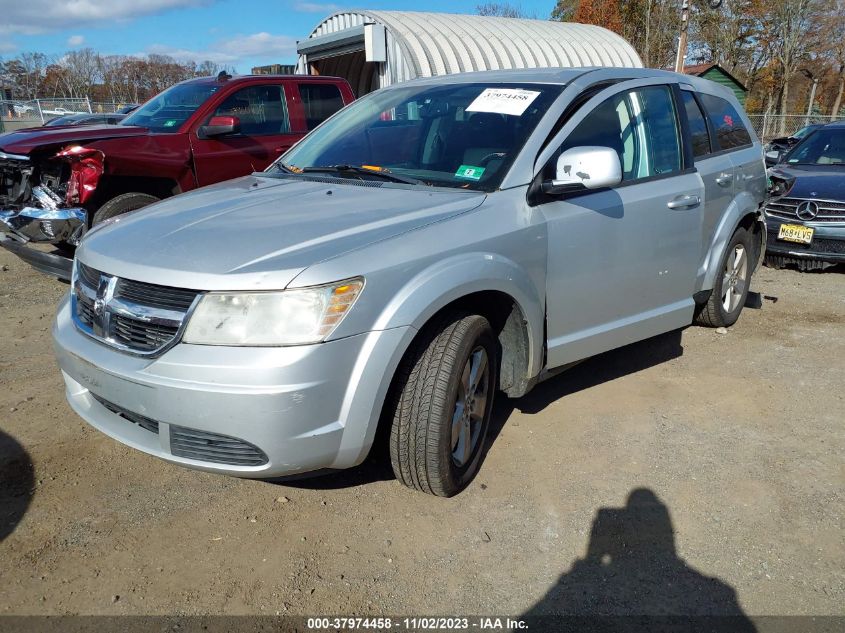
{"left": 0, "top": 247, "right": 843, "bottom": 620}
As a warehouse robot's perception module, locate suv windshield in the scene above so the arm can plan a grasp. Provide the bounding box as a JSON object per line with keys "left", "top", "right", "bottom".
{"left": 121, "top": 82, "right": 219, "bottom": 133}
{"left": 784, "top": 128, "right": 845, "bottom": 166}
{"left": 274, "top": 82, "right": 562, "bottom": 191}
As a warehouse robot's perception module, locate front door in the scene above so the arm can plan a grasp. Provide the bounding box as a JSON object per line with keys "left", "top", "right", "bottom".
{"left": 191, "top": 83, "right": 300, "bottom": 187}
{"left": 539, "top": 83, "right": 704, "bottom": 367}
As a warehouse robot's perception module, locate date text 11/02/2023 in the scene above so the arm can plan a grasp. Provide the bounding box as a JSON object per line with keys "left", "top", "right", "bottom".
{"left": 305, "top": 617, "right": 529, "bottom": 630}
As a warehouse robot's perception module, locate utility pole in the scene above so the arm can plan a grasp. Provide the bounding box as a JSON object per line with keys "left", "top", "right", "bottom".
{"left": 674, "top": 0, "right": 690, "bottom": 73}
{"left": 675, "top": 0, "right": 723, "bottom": 74}
{"left": 800, "top": 69, "right": 819, "bottom": 127}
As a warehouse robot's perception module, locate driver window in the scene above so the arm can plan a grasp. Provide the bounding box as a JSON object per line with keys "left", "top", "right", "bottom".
{"left": 552, "top": 85, "right": 681, "bottom": 184}
{"left": 211, "top": 85, "right": 290, "bottom": 136}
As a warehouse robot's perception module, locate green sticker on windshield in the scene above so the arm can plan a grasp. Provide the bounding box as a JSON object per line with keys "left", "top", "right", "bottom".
{"left": 455, "top": 165, "right": 485, "bottom": 181}
{"left": 163, "top": 119, "right": 178, "bottom": 127}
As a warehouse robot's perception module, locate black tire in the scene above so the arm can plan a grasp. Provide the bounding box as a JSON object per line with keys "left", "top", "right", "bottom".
{"left": 389, "top": 312, "right": 498, "bottom": 497}
{"left": 695, "top": 227, "right": 754, "bottom": 328}
{"left": 91, "top": 192, "right": 160, "bottom": 226}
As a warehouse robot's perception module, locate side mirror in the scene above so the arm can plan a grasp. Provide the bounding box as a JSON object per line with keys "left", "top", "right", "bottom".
{"left": 542, "top": 146, "right": 622, "bottom": 195}
{"left": 764, "top": 150, "right": 782, "bottom": 166}
{"left": 199, "top": 115, "right": 240, "bottom": 138}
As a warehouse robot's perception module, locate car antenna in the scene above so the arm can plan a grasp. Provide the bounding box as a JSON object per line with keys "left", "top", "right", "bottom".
{"left": 217, "top": 71, "right": 232, "bottom": 81}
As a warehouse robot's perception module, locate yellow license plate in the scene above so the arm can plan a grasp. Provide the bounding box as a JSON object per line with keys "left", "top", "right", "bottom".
{"left": 777, "top": 224, "right": 814, "bottom": 244}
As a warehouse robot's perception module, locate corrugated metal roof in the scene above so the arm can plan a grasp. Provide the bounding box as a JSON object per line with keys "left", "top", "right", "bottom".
{"left": 298, "top": 11, "right": 642, "bottom": 86}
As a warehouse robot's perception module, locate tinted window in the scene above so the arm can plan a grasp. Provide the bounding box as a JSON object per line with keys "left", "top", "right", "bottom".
{"left": 698, "top": 93, "right": 751, "bottom": 151}
{"left": 299, "top": 84, "right": 345, "bottom": 131}
{"left": 681, "top": 91, "right": 711, "bottom": 158}
{"left": 558, "top": 85, "right": 680, "bottom": 182}
{"left": 784, "top": 128, "right": 845, "bottom": 165}
{"left": 212, "top": 85, "right": 290, "bottom": 135}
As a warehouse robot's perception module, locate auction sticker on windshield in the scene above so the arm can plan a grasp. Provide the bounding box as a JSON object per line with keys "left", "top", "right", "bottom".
{"left": 455, "top": 165, "right": 485, "bottom": 181}
{"left": 467, "top": 88, "right": 541, "bottom": 116}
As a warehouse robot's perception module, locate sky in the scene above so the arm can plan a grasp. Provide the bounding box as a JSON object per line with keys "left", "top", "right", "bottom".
{"left": 0, "top": 0, "right": 555, "bottom": 73}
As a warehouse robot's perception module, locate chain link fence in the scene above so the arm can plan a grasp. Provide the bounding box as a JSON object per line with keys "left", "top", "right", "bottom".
{"left": 747, "top": 114, "right": 839, "bottom": 143}
{"left": 1, "top": 99, "right": 134, "bottom": 132}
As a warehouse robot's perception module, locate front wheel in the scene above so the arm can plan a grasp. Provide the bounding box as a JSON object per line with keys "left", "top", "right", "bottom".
{"left": 91, "top": 192, "right": 160, "bottom": 226}
{"left": 695, "top": 227, "right": 753, "bottom": 327}
{"left": 389, "top": 312, "right": 498, "bottom": 497}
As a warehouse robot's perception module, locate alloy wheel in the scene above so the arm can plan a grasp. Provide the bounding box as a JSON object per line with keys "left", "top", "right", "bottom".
{"left": 722, "top": 244, "right": 748, "bottom": 313}
{"left": 450, "top": 347, "right": 489, "bottom": 467}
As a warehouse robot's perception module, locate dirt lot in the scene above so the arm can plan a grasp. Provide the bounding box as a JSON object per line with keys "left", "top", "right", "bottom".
{"left": 0, "top": 246, "right": 843, "bottom": 621}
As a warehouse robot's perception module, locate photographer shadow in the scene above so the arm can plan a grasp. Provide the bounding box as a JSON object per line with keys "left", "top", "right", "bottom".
{"left": 0, "top": 429, "right": 34, "bottom": 542}
{"left": 522, "top": 488, "right": 757, "bottom": 632}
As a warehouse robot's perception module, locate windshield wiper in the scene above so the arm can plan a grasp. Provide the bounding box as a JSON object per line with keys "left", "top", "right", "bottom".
{"left": 301, "top": 165, "right": 426, "bottom": 186}
{"left": 274, "top": 161, "right": 296, "bottom": 173}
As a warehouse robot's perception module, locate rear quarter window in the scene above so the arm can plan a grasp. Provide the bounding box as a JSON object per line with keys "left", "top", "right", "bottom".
{"left": 698, "top": 93, "right": 752, "bottom": 152}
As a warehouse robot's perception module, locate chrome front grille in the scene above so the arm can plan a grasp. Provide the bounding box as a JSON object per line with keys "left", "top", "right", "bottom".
{"left": 73, "top": 261, "right": 201, "bottom": 355}
{"left": 765, "top": 197, "right": 845, "bottom": 223}
{"left": 170, "top": 426, "right": 269, "bottom": 466}
{"left": 115, "top": 278, "right": 198, "bottom": 311}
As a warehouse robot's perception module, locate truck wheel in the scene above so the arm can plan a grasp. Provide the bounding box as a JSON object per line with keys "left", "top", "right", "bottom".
{"left": 389, "top": 312, "right": 498, "bottom": 497}
{"left": 695, "top": 227, "right": 753, "bottom": 328}
{"left": 91, "top": 193, "right": 160, "bottom": 226}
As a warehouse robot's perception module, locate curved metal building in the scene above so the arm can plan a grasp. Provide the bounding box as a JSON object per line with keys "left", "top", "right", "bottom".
{"left": 296, "top": 11, "right": 643, "bottom": 96}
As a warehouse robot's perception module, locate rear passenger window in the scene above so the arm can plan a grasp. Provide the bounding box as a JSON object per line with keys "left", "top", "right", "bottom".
{"left": 299, "top": 84, "right": 345, "bottom": 131}
{"left": 681, "top": 91, "right": 711, "bottom": 158}
{"left": 698, "top": 93, "right": 751, "bottom": 151}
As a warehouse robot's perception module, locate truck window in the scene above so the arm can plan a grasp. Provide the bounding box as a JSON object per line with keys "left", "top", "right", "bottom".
{"left": 680, "top": 91, "right": 712, "bottom": 158}
{"left": 697, "top": 93, "right": 751, "bottom": 152}
{"left": 298, "top": 84, "right": 345, "bottom": 131}
{"left": 211, "top": 85, "right": 290, "bottom": 135}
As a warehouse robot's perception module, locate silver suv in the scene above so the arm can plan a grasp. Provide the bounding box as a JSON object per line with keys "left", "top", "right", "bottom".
{"left": 53, "top": 68, "right": 767, "bottom": 496}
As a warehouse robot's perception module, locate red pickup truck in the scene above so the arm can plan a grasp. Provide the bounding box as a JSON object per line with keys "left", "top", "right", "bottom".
{"left": 0, "top": 73, "right": 355, "bottom": 278}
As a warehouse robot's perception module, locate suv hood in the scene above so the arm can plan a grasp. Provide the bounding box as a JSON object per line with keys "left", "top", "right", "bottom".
{"left": 78, "top": 174, "right": 486, "bottom": 290}
{"left": 771, "top": 164, "right": 845, "bottom": 199}
{"left": 0, "top": 124, "right": 148, "bottom": 155}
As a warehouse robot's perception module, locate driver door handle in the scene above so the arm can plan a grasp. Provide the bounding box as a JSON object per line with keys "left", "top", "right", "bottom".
{"left": 667, "top": 194, "right": 701, "bottom": 210}
{"left": 715, "top": 172, "right": 733, "bottom": 187}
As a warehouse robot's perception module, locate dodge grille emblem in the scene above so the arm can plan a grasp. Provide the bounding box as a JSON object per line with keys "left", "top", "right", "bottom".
{"left": 796, "top": 201, "right": 819, "bottom": 221}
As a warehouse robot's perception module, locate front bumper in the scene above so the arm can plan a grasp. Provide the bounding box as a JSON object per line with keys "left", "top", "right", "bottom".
{"left": 0, "top": 234, "right": 73, "bottom": 280}
{"left": 53, "top": 293, "right": 413, "bottom": 478}
{"left": 764, "top": 216, "right": 845, "bottom": 263}
{"left": 0, "top": 203, "right": 86, "bottom": 243}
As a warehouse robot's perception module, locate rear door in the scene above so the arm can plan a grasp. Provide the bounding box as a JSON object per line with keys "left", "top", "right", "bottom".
{"left": 538, "top": 81, "right": 704, "bottom": 367}
{"left": 696, "top": 91, "right": 766, "bottom": 206}
{"left": 677, "top": 87, "right": 735, "bottom": 277}
{"left": 191, "top": 83, "right": 301, "bottom": 186}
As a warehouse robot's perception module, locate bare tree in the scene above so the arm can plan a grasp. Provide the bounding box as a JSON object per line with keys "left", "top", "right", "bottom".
{"left": 476, "top": 2, "right": 525, "bottom": 17}
{"left": 756, "top": 0, "right": 828, "bottom": 130}
{"left": 60, "top": 48, "right": 101, "bottom": 98}
{"left": 826, "top": 0, "right": 845, "bottom": 114}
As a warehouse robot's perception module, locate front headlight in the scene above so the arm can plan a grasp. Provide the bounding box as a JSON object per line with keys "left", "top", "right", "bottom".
{"left": 183, "top": 278, "right": 363, "bottom": 346}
